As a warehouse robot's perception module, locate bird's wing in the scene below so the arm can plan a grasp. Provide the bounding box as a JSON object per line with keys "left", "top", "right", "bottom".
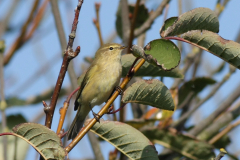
{"left": 74, "top": 64, "right": 98, "bottom": 110}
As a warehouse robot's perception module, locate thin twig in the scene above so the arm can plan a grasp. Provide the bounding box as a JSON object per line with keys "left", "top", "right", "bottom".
{"left": 44, "top": 0, "right": 83, "bottom": 128}
{"left": 24, "top": 0, "right": 48, "bottom": 42}
{"left": 0, "top": 40, "right": 7, "bottom": 160}
{"left": 44, "top": 46, "right": 80, "bottom": 128}
{"left": 3, "top": 0, "right": 40, "bottom": 65}
{"left": 65, "top": 58, "right": 146, "bottom": 153}
{"left": 50, "top": 0, "right": 67, "bottom": 52}
{"left": 172, "top": 70, "right": 233, "bottom": 128}
{"left": 134, "top": 0, "right": 171, "bottom": 37}
{"left": 50, "top": 0, "right": 78, "bottom": 89}
{"left": 120, "top": 0, "right": 131, "bottom": 45}
{"left": 171, "top": 49, "right": 201, "bottom": 89}
{"left": 214, "top": 148, "right": 227, "bottom": 160}
{"left": 197, "top": 100, "right": 240, "bottom": 141}
{"left": 93, "top": 2, "right": 103, "bottom": 46}
{"left": 192, "top": 52, "right": 202, "bottom": 78}
{"left": 188, "top": 82, "right": 240, "bottom": 136}
{"left": 56, "top": 87, "right": 79, "bottom": 134}
{"left": 127, "top": 0, "right": 141, "bottom": 53}
{"left": 0, "top": 0, "right": 19, "bottom": 38}
{"left": 209, "top": 119, "right": 240, "bottom": 145}
{"left": 215, "top": 0, "right": 230, "bottom": 17}
{"left": 163, "top": 4, "right": 169, "bottom": 21}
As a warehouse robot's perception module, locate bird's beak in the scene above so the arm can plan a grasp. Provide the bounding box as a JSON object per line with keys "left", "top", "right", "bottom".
{"left": 120, "top": 46, "right": 127, "bottom": 49}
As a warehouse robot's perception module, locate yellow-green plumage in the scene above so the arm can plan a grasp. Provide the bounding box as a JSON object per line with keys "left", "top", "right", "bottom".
{"left": 67, "top": 43, "right": 125, "bottom": 140}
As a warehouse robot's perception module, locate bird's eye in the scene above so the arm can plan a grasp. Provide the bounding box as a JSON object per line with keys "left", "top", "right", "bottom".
{"left": 109, "top": 47, "right": 113, "bottom": 50}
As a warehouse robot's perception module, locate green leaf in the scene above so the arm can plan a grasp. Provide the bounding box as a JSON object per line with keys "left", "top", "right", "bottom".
{"left": 159, "top": 17, "right": 178, "bottom": 37}
{"left": 116, "top": 4, "right": 149, "bottom": 39}
{"left": 88, "top": 120, "right": 158, "bottom": 160}
{"left": 131, "top": 39, "right": 180, "bottom": 70}
{"left": 0, "top": 114, "right": 29, "bottom": 160}
{"left": 122, "top": 54, "right": 184, "bottom": 78}
{"left": 182, "top": 30, "right": 240, "bottom": 69}
{"left": 122, "top": 79, "right": 174, "bottom": 111}
{"left": 160, "top": 7, "right": 219, "bottom": 37}
{"left": 12, "top": 123, "right": 65, "bottom": 160}
{"left": 141, "top": 127, "right": 215, "bottom": 160}
{"left": 178, "top": 77, "right": 216, "bottom": 105}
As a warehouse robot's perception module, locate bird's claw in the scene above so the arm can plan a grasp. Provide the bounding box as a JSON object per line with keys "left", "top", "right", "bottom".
{"left": 115, "top": 86, "right": 123, "bottom": 95}
{"left": 93, "top": 112, "right": 101, "bottom": 123}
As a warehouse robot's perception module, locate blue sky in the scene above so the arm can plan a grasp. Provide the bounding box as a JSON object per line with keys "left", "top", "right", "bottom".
{"left": 1, "top": 0, "right": 240, "bottom": 159}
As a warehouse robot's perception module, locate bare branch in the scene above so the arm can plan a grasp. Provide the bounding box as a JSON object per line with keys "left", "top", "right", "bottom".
{"left": 134, "top": 0, "right": 171, "bottom": 37}
{"left": 120, "top": 0, "right": 131, "bottom": 45}
{"left": 188, "top": 82, "right": 240, "bottom": 136}
{"left": 50, "top": 0, "right": 78, "bottom": 89}
{"left": 172, "top": 69, "right": 234, "bottom": 128}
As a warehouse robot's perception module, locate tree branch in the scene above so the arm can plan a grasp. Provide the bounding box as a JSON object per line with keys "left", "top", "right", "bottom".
{"left": 134, "top": 0, "right": 171, "bottom": 37}
{"left": 120, "top": 0, "right": 131, "bottom": 45}
{"left": 0, "top": 40, "right": 7, "bottom": 160}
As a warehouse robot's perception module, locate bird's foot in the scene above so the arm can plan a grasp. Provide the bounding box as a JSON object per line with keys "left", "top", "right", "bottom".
{"left": 92, "top": 112, "right": 101, "bottom": 123}
{"left": 115, "top": 86, "right": 123, "bottom": 95}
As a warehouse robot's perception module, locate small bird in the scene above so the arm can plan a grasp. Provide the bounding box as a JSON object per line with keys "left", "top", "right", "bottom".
{"left": 67, "top": 43, "right": 126, "bottom": 140}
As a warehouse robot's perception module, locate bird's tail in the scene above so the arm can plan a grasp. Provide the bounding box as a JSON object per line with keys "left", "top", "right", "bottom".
{"left": 67, "top": 105, "right": 90, "bottom": 140}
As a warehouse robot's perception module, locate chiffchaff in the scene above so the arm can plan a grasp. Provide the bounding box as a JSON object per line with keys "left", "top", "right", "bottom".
{"left": 67, "top": 43, "right": 126, "bottom": 140}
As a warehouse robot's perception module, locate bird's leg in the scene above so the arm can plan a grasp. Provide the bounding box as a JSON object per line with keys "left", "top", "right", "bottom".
{"left": 89, "top": 103, "right": 100, "bottom": 122}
